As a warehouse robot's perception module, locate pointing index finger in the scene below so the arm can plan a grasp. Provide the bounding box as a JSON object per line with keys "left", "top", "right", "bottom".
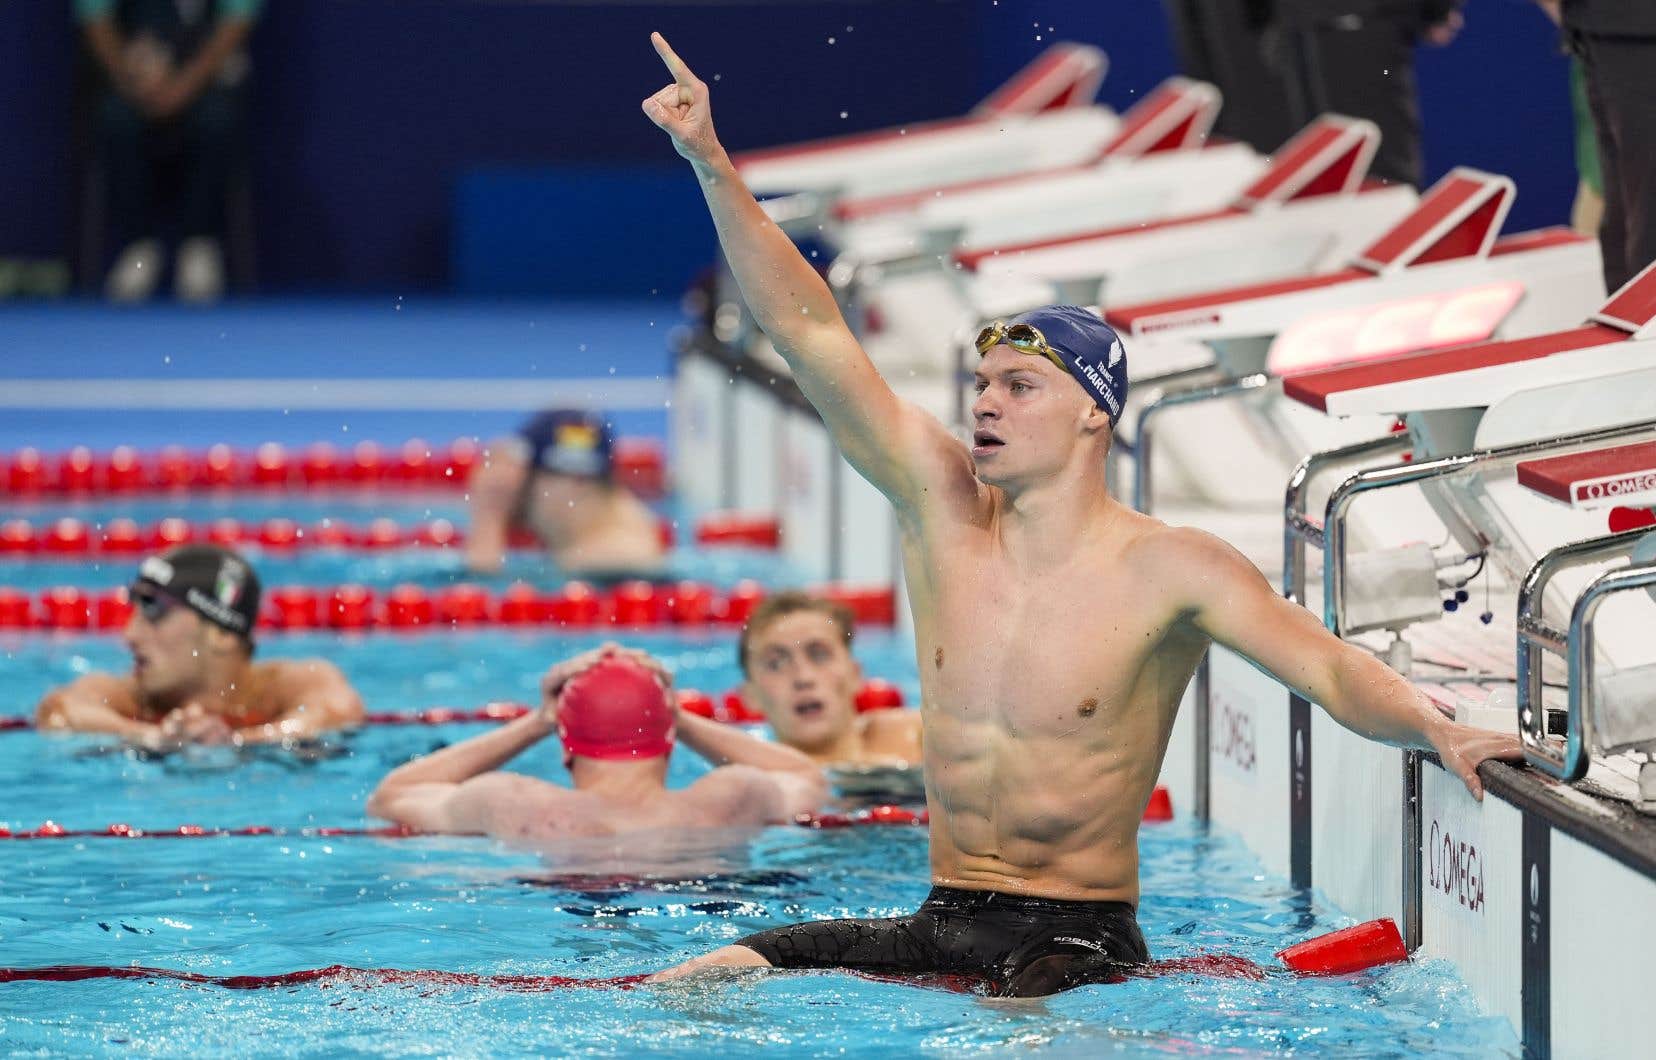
{"left": 651, "top": 31, "right": 696, "bottom": 92}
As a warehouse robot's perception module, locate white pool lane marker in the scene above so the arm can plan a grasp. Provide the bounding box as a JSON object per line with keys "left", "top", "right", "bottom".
{"left": 0, "top": 378, "right": 670, "bottom": 411}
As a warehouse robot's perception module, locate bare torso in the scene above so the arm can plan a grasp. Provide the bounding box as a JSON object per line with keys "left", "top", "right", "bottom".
{"left": 905, "top": 501, "right": 1206, "bottom": 904}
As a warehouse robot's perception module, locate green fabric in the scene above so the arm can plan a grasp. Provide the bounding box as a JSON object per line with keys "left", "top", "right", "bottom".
{"left": 75, "top": 0, "right": 262, "bottom": 23}
{"left": 1570, "top": 59, "right": 1604, "bottom": 197}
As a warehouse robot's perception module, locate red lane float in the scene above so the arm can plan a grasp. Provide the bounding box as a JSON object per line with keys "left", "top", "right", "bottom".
{"left": 0, "top": 511, "right": 777, "bottom": 559}
{"left": 0, "top": 582, "right": 899, "bottom": 631}
{"left": 0, "top": 438, "right": 667, "bottom": 499}
{"left": 0, "top": 963, "right": 648, "bottom": 992}
{"left": 0, "top": 806, "right": 925, "bottom": 839}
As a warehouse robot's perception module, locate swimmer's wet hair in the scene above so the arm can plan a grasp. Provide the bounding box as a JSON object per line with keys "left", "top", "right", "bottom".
{"left": 739, "top": 592, "right": 856, "bottom": 675}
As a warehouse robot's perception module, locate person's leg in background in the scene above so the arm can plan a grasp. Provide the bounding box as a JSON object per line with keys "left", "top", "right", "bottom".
{"left": 173, "top": 87, "right": 240, "bottom": 303}
{"left": 1567, "top": 58, "right": 1605, "bottom": 238}
{"left": 1273, "top": 13, "right": 1423, "bottom": 187}
{"left": 99, "top": 91, "right": 164, "bottom": 302}
{"left": 1576, "top": 32, "right": 1656, "bottom": 291}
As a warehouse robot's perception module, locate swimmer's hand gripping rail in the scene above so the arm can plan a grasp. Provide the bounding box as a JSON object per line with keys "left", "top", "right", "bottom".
{"left": 1516, "top": 529, "right": 1656, "bottom": 781}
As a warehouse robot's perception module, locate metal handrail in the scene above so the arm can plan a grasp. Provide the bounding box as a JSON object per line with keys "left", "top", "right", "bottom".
{"left": 1516, "top": 530, "right": 1656, "bottom": 780}
{"left": 1316, "top": 419, "right": 1656, "bottom": 637}
{"left": 1281, "top": 433, "right": 1412, "bottom": 603}
{"left": 1128, "top": 373, "right": 1271, "bottom": 515}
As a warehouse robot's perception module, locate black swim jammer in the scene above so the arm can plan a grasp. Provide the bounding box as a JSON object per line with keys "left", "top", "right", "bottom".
{"left": 737, "top": 885, "right": 1149, "bottom": 997}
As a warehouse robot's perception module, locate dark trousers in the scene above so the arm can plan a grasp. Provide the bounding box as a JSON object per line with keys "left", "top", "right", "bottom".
{"left": 99, "top": 86, "right": 240, "bottom": 247}
{"left": 1162, "top": 0, "right": 1296, "bottom": 154}
{"left": 1575, "top": 33, "right": 1656, "bottom": 292}
{"left": 1272, "top": 15, "right": 1423, "bottom": 187}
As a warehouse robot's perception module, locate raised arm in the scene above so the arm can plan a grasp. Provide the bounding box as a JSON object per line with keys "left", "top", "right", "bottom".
{"left": 1152, "top": 528, "right": 1520, "bottom": 799}
{"left": 640, "top": 33, "right": 965, "bottom": 512}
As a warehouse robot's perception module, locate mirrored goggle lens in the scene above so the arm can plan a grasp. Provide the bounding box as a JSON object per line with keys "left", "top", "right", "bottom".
{"left": 974, "top": 323, "right": 1004, "bottom": 355}
{"left": 1003, "top": 324, "right": 1047, "bottom": 353}
{"left": 131, "top": 587, "right": 174, "bottom": 623}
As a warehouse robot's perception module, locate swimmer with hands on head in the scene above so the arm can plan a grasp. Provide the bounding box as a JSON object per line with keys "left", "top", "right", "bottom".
{"left": 640, "top": 32, "right": 1521, "bottom": 996}
{"left": 35, "top": 545, "right": 363, "bottom": 750}
{"left": 366, "top": 644, "right": 827, "bottom": 841}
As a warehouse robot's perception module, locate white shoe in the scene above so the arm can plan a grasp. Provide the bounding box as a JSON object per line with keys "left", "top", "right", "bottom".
{"left": 175, "top": 237, "right": 225, "bottom": 303}
{"left": 105, "top": 238, "right": 164, "bottom": 303}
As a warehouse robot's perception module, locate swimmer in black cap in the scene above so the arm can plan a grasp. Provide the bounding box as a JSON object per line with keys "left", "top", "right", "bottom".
{"left": 35, "top": 544, "right": 363, "bottom": 750}
{"left": 642, "top": 34, "right": 1521, "bottom": 996}
{"left": 465, "top": 409, "right": 666, "bottom": 577}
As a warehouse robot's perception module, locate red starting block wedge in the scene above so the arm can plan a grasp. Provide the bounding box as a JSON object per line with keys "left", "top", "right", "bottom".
{"left": 1276, "top": 918, "right": 1407, "bottom": 976}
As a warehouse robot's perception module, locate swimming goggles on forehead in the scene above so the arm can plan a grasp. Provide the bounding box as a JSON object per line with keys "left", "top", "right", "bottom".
{"left": 974, "top": 320, "right": 1067, "bottom": 373}
{"left": 129, "top": 583, "right": 182, "bottom": 624}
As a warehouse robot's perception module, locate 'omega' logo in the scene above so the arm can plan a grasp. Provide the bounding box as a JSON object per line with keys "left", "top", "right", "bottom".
{"left": 1427, "top": 820, "right": 1485, "bottom": 914}
{"left": 1212, "top": 696, "right": 1256, "bottom": 773}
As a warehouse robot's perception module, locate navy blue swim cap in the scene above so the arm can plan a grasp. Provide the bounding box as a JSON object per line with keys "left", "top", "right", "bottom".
{"left": 1006, "top": 305, "right": 1128, "bottom": 422}
{"left": 518, "top": 409, "right": 614, "bottom": 479}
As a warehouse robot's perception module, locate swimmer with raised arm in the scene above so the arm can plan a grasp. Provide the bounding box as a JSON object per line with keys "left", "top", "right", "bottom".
{"left": 35, "top": 545, "right": 362, "bottom": 750}
{"left": 640, "top": 33, "right": 1522, "bottom": 997}
{"left": 366, "top": 645, "right": 826, "bottom": 842}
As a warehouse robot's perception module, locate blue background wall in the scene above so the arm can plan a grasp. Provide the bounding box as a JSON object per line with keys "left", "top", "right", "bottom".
{"left": 0, "top": 0, "right": 1576, "bottom": 295}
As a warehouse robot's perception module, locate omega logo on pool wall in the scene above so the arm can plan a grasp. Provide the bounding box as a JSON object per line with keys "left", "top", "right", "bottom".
{"left": 1427, "top": 819, "right": 1485, "bottom": 914}
{"left": 1211, "top": 694, "right": 1257, "bottom": 773}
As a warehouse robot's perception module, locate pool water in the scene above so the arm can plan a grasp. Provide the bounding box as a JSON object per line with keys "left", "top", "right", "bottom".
{"left": 0, "top": 502, "right": 1519, "bottom": 1057}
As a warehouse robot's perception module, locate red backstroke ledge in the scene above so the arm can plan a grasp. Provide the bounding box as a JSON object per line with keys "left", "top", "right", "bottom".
{"left": 1274, "top": 918, "right": 1409, "bottom": 976}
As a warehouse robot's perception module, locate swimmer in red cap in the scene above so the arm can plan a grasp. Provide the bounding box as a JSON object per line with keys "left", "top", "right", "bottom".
{"left": 642, "top": 34, "right": 1521, "bottom": 996}
{"left": 366, "top": 644, "right": 826, "bottom": 841}
{"left": 35, "top": 545, "right": 363, "bottom": 750}
{"left": 464, "top": 409, "right": 665, "bottom": 577}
